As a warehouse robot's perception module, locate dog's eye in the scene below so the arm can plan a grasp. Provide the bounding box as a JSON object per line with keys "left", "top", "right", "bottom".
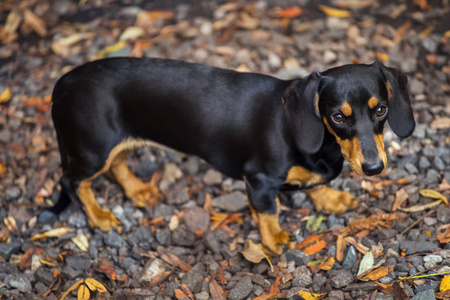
{"left": 331, "top": 113, "right": 344, "bottom": 123}
{"left": 376, "top": 106, "right": 387, "bottom": 117}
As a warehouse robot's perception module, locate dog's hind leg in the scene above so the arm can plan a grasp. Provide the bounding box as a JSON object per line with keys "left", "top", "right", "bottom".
{"left": 109, "top": 145, "right": 161, "bottom": 207}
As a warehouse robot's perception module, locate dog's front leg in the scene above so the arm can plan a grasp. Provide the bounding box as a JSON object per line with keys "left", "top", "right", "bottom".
{"left": 245, "top": 174, "right": 295, "bottom": 255}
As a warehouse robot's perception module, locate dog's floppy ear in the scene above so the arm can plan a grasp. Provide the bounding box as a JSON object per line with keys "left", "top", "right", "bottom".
{"left": 282, "top": 71, "right": 324, "bottom": 154}
{"left": 373, "top": 61, "right": 415, "bottom": 138}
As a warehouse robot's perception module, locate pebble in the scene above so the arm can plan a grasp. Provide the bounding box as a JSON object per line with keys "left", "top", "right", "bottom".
{"left": 437, "top": 207, "right": 450, "bottom": 224}
{"left": 5, "top": 275, "right": 32, "bottom": 293}
{"left": 65, "top": 255, "right": 92, "bottom": 271}
{"left": 5, "top": 186, "right": 21, "bottom": 201}
{"left": 195, "top": 291, "right": 209, "bottom": 300}
{"left": 211, "top": 192, "right": 247, "bottom": 212}
{"left": 183, "top": 207, "right": 210, "bottom": 233}
{"left": 0, "top": 241, "right": 21, "bottom": 260}
{"left": 227, "top": 276, "right": 253, "bottom": 300}
{"left": 285, "top": 249, "right": 311, "bottom": 266}
{"left": 292, "top": 272, "right": 313, "bottom": 287}
{"left": 61, "top": 265, "right": 83, "bottom": 280}
{"left": 181, "top": 263, "right": 206, "bottom": 293}
{"left": 401, "top": 241, "right": 438, "bottom": 255}
{"left": 172, "top": 227, "right": 196, "bottom": 247}
{"left": 203, "top": 169, "right": 223, "bottom": 185}
{"left": 411, "top": 288, "right": 436, "bottom": 299}
{"left": 331, "top": 270, "right": 353, "bottom": 288}
{"left": 328, "top": 290, "right": 345, "bottom": 300}
{"left": 342, "top": 245, "right": 358, "bottom": 270}
{"left": 104, "top": 230, "right": 127, "bottom": 249}
{"left": 35, "top": 269, "right": 54, "bottom": 286}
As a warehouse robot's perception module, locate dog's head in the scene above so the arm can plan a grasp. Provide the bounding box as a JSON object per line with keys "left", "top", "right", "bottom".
{"left": 282, "top": 61, "right": 415, "bottom": 177}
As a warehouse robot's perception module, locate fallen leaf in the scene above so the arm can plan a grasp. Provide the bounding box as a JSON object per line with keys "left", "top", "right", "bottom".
{"left": 95, "top": 265, "right": 117, "bottom": 281}
{"left": 85, "top": 278, "right": 107, "bottom": 293}
{"left": 77, "top": 284, "right": 90, "bottom": 300}
{"left": 0, "top": 88, "right": 11, "bottom": 103}
{"left": 209, "top": 278, "right": 226, "bottom": 300}
{"left": 392, "top": 188, "right": 409, "bottom": 211}
{"left": 30, "top": 227, "right": 75, "bottom": 241}
{"left": 336, "top": 234, "right": 346, "bottom": 262}
{"left": 23, "top": 9, "right": 47, "bottom": 37}
{"left": 437, "top": 227, "right": 450, "bottom": 243}
{"left": 397, "top": 199, "right": 443, "bottom": 213}
{"left": 0, "top": 162, "right": 6, "bottom": 174}
{"left": 319, "top": 5, "right": 352, "bottom": 18}
{"left": 308, "top": 256, "right": 335, "bottom": 273}
{"left": 180, "top": 283, "right": 194, "bottom": 300}
{"left": 241, "top": 240, "right": 273, "bottom": 270}
{"left": 436, "top": 290, "right": 450, "bottom": 299}
{"left": 174, "top": 289, "right": 188, "bottom": 299}
{"left": 51, "top": 33, "right": 95, "bottom": 57}
{"left": 20, "top": 246, "right": 43, "bottom": 270}
{"left": 420, "top": 189, "right": 448, "bottom": 204}
{"left": 146, "top": 11, "right": 174, "bottom": 20}
{"left": 269, "top": 276, "right": 281, "bottom": 294}
{"left": 119, "top": 26, "right": 145, "bottom": 41}
{"left": 59, "top": 279, "right": 84, "bottom": 300}
{"left": 342, "top": 213, "right": 398, "bottom": 236}
{"left": 4, "top": 216, "right": 20, "bottom": 236}
{"left": 97, "top": 41, "right": 127, "bottom": 58}
{"left": 295, "top": 232, "right": 332, "bottom": 255}
{"left": 376, "top": 52, "right": 389, "bottom": 62}
{"left": 438, "top": 179, "right": 450, "bottom": 191}
{"left": 357, "top": 251, "right": 374, "bottom": 277}
{"left": 276, "top": 7, "right": 303, "bottom": 18}
{"left": 440, "top": 275, "right": 450, "bottom": 292}
{"left": 345, "top": 236, "right": 369, "bottom": 254}
{"left": 2, "top": 9, "right": 21, "bottom": 43}
{"left": 298, "top": 290, "right": 327, "bottom": 299}
{"left": 306, "top": 215, "right": 324, "bottom": 232}
{"left": 360, "top": 266, "right": 390, "bottom": 281}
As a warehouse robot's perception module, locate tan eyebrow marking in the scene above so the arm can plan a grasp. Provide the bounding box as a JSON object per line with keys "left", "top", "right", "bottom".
{"left": 385, "top": 82, "right": 392, "bottom": 100}
{"left": 340, "top": 102, "right": 352, "bottom": 117}
{"left": 368, "top": 96, "right": 379, "bottom": 109}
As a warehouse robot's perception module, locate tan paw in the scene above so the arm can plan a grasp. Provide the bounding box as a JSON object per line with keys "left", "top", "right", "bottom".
{"left": 262, "top": 230, "right": 295, "bottom": 255}
{"left": 128, "top": 183, "right": 161, "bottom": 207}
{"left": 307, "top": 186, "right": 358, "bottom": 215}
{"left": 88, "top": 208, "right": 122, "bottom": 233}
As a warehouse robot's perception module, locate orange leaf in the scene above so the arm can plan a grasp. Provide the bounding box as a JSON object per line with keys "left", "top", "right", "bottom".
{"left": 209, "top": 278, "right": 226, "bottom": 300}
{"left": 253, "top": 292, "right": 278, "bottom": 300}
{"left": 269, "top": 276, "right": 281, "bottom": 294}
{"left": 180, "top": 283, "right": 194, "bottom": 300}
{"left": 392, "top": 188, "right": 409, "bottom": 211}
{"left": 336, "top": 234, "right": 346, "bottom": 262}
{"left": 360, "top": 266, "right": 389, "bottom": 281}
{"left": 308, "top": 256, "right": 335, "bottom": 273}
{"left": 277, "top": 7, "right": 303, "bottom": 18}
{"left": 20, "top": 246, "right": 43, "bottom": 270}
{"left": 174, "top": 289, "right": 188, "bottom": 299}
{"left": 95, "top": 265, "right": 117, "bottom": 281}
{"left": 146, "top": 11, "right": 174, "bottom": 20}
{"left": 319, "top": 5, "right": 352, "bottom": 18}
{"left": 437, "top": 227, "right": 450, "bottom": 244}
{"left": 295, "top": 232, "right": 332, "bottom": 255}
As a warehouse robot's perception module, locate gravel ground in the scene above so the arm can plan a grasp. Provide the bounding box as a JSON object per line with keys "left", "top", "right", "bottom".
{"left": 0, "top": 1, "right": 449, "bottom": 299}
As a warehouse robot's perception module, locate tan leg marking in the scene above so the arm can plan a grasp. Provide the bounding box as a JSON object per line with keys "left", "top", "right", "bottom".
{"left": 77, "top": 179, "right": 121, "bottom": 232}
{"left": 285, "top": 166, "right": 326, "bottom": 187}
{"left": 110, "top": 149, "right": 161, "bottom": 207}
{"left": 250, "top": 197, "right": 295, "bottom": 255}
{"left": 307, "top": 186, "right": 358, "bottom": 215}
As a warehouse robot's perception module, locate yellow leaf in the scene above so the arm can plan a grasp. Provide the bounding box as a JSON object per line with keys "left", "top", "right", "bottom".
{"left": 97, "top": 41, "right": 127, "bottom": 58}
{"left": 440, "top": 275, "right": 450, "bottom": 292}
{"left": 4, "top": 216, "right": 20, "bottom": 236}
{"left": 376, "top": 52, "right": 389, "bottom": 62}
{"left": 85, "top": 278, "right": 107, "bottom": 293}
{"left": 0, "top": 88, "right": 11, "bottom": 103}
{"left": 360, "top": 266, "right": 389, "bottom": 281}
{"left": 319, "top": 5, "right": 352, "bottom": 18}
{"left": 397, "top": 199, "right": 443, "bottom": 213}
{"left": 241, "top": 240, "right": 273, "bottom": 270}
{"left": 72, "top": 234, "right": 89, "bottom": 252}
{"left": 30, "top": 227, "right": 75, "bottom": 241}
{"left": 77, "top": 284, "right": 90, "bottom": 300}
{"left": 59, "top": 279, "right": 84, "bottom": 300}
{"left": 0, "top": 162, "right": 6, "bottom": 174}
{"left": 420, "top": 189, "right": 448, "bottom": 204}
{"left": 298, "top": 290, "right": 327, "bottom": 299}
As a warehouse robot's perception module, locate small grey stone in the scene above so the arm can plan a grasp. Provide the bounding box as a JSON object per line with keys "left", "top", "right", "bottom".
{"left": 331, "top": 270, "right": 353, "bottom": 288}
{"left": 285, "top": 249, "right": 311, "bottom": 266}
{"left": 153, "top": 203, "right": 176, "bottom": 221}
{"left": 203, "top": 169, "right": 223, "bottom": 185}
{"left": 183, "top": 207, "right": 210, "bottom": 233}
{"left": 182, "top": 263, "right": 206, "bottom": 293}
{"left": 418, "top": 157, "right": 431, "bottom": 170}
{"left": 0, "top": 241, "right": 21, "bottom": 260}
{"left": 251, "top": 274, "right": 265, "bottom": 287}
{"left": 423, "top": 255, "right": 442, "bottom": 264}
{"left": 404, "top": 163, "right": 419, "bottom": 174}
{"left": 166, "top": 182, "right": 190, "bottom": 205}
{"left": 401, "top": 241, "right": 438, "bottom": 255}
{"left": 292, "top": 272, "right": 313, "bottom": 288}
{"left": 61, "top": 266, "right": 83, "bottom": 280}
{"left": 204, "top": 231, "right": 221, "bottom": 254}
{"left": 104, "top": 230, "right": 126, "bottom": 249}
{"left": 291, "top": 192, "right": 307, "bottom": 208}
{"left": 437, "top": 207, "right": 450, "bottom": 224}
{"left": 228, "top": 276, "right": 253, "bottom": 300}
{"left": 195, "top": 291, "right": 209, "bottom": 300}
{"left": 34, "top": 281, "right": 48, "bottom": 294}
{"left": 156, "top": 228, "right": 171, "bottom": 246}
{"left": 377, "top": 229, "right": 398, "bottom": 240}
{"left": 433, "top": 157, "right": 446, "bottom": 171}
{"left": 407, "top": 256, "right": 423, "bottom": 267}
{"left": 411, "top": 289, "right": 436, "bottom": 300}
{"left": 211, "top": 192, "right": 247, "bottom": 212}
{"left": 328, "top": 290, "right": 345, "bottom": 300}
{"left": 128, "top": 226, "right": 154, "bottom": 248}
{"left": 172, "top": 227, "right": 196, "bottom": 247}
{"left": 35, "top": 269, "right": 54, "bottom": 286}
{"left": 120, "top": 257, "right": 139, "bottom": 270}
{"left": 5, "top": 186, "right": 21, "bottom": 201}
{"left": 342, "top": 246, "right": 358, "bottom": 270}
{"left": 65, "top": 255, "right": 92, "bottom": 271}
{"left": 375, "top": 295, "right": 394, "bottom": 300}
{"left": 67, "top": 211, "right": 87, "bottom": 228}
{"left": 312, "top": 273, "right": 327, "bottom": 292}
{"left": 5, "top": 275, "right": 32, "bottom": 293}
{"left": 439, "top": 250, "right": 450, "bottom": 259}
{"left": 410, "top": 78, "right": 425, "bottom": 95}
{"left": 426, "top": 169, "right": 439, "bottom": 180}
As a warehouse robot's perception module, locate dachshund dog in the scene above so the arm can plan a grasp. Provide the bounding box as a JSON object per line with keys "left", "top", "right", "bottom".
{"left": 42, "top": 58, "right": 414, "bottom": 254}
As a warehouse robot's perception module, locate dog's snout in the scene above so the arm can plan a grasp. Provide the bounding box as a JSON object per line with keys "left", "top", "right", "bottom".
{"left": 362, "top": 160, "right": 384, "bottom": 176}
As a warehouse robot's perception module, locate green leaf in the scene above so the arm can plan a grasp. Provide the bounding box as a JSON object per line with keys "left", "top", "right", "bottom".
{"left": 306, "top": 215, "right": 323, "bottom": 232}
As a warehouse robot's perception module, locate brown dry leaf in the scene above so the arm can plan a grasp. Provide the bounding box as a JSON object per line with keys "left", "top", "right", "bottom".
{"left": 441, "top": 275, "right": 450, "bottom": 292}
{"left": 397, "top": 199, "right": 443, "bottom": 213}
{"left": 392, "top": 188, "right": 409, "bottom": 211}
{"left": 0, "top": 88, "right": 11, "bottom": 103}
{"left": 381, "top": 281, "right": 409, "bottom": 299}
{"left": 2, "top": 9, "right": 22, "bottom": 43}
{"left": 253, "top": 292, "right": 278, "bottom": 300}
{"left": 30, "top": 227, "right": 75, "bottom": 241}
{"left": 238, "top": 12, "right": 258, "bottom": 30}
{"left": 438, "top": 179, "right": 450, "bottom": 191}
{"left": 4, "top": 216, "right": 20, "bottom": 236}
{"left": 437, "top": 227, "right": 450, "bottom": 243}
{"left": 180, "top": 283, "right": 194, "bottom": 300}
{"left": 360, "top": 266, "right": 390, "bottom": 281}
{"left": 336, "top": 234, "right": 346, "bottom": 262}
{"left": 95, "top": 265, "right": 117, "bottom": 281}
{"left": 319, "top": 5, "right": 352, "bottom": 18}
{"left": 436, "top": 290, "right": 450, "bottom": 299}
{"left": 308, "top": 256, "right": 335, "bottom": 273}
{"left": 119, "top": 26, "right": 145, "bottom": 41}
{"left": 296, "top": 232, "right": 333, "bottom": 255}
{"left": 174, "top": 289, "right": 188, "bottom": 299}
{"left": 342, "top": 213, "right": 398, "bottom": 236}
{"left": 209, "top": 278, "right": 226, "bottom": 300}
{"left": 0, "top": 228, "right": 10, "bottom": 243}
{"left": 0, "top": 162, "right": 6, "bottom": 174}
{"left": 203, "top": 193, "right": 214, "bottom": 215}
{"left": 77, "top": 284, "right": 90, "bottom": 300}
{"left": 84, "top": 278, "right": 107, "bottom": 293}
{"left": 241, "top": 240, "right": 273, "bottom": 269}
{"left": 345, "top": 236, "right": 369, "bottom": 254}
{"left": 51, "top": 33, "right": 95, "bottom": 57}
{"left": 373, "top": 178, "right": 410, "bottom": 190}
{"left": 210, "top": 212, "right": 243, "bottom": 231}
{"left": 23, "top": 9, "right": 47, "bottom": 37}
{"left": 60, "top": 279, "right": 84, "bottom": 300}
{"left": 20, "top": 246, "right": 43, "bottom": 270}
{"left": 149, "top": 270, "right": 172, "bottom": 286}
{"left": 360, "top": 180, "right": 381, "bottom": 197}
{"left": 298, "top": 290, "right": 327, "bottom": 299}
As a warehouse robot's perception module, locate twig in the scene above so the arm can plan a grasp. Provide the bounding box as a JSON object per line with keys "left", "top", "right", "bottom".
{"left": 400, "top": 209, "right": 435, "bottom": 236}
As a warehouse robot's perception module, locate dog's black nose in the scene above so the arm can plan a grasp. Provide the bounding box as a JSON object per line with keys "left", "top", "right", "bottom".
{"left": 362, "top": 160, "right": 384, "bottom": 176}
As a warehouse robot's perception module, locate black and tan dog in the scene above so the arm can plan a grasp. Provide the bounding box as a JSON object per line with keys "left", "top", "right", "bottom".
{"left": 42, "top": 58, "right": 414, "bottom": 254}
